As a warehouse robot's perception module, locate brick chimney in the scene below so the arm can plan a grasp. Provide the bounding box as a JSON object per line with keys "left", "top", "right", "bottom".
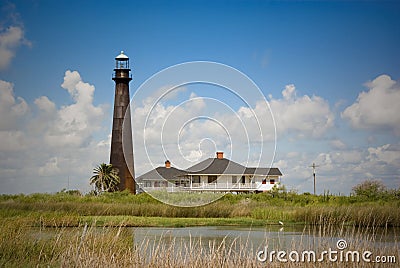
{"left": 165, "top": 160, "right": 171, "bottom": 168}
{"left": 216, "top": 152, "right": 224, "bottom": 159}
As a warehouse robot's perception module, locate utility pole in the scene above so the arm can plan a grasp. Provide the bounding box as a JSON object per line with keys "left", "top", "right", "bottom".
{"left": 309, "top": 163, "right": 319, "bottom": 195}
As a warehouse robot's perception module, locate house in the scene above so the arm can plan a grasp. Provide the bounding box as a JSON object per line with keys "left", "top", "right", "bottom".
{"left": 136, "top": 152, "right": 282, "bottom": 193}
{"left": 137, "top": 160, "right": 188, "bottom": 189}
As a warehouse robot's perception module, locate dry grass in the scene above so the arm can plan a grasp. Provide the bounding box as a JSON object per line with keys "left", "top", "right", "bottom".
{"left": 0, "top": 192, "right": 399, "bottom": 266}
{"left": 0, "top": 218, "right": 398, "bottom": 267}
{"left": 1, "top": 192, "right": 399, "bottom": 227}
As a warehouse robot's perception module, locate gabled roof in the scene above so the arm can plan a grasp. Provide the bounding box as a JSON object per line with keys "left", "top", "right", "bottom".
{"left": 136, "top": 166, "right": 186, "bottom": 182}
{"left": 245, "top": 168, "right": 282, "bottom": 176}
{"left": 186, "top": 158, "right": 247, "bottom": 175}
{"left": 136, "top": 157, "right": 283, "bottom": 181}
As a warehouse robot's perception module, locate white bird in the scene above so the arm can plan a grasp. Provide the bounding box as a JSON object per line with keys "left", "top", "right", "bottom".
{"left": 278, "top": 221, "right": 284, "bottom": 226}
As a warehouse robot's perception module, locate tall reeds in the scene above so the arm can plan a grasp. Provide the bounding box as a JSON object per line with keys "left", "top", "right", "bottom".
{"left": 1, "top": 192, "right": 399, "bottom": 227}
{"left": 0, "top": 218, "right": 398, "bottom": 267}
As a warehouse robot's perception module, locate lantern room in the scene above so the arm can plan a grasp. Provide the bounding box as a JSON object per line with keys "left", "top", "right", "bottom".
{"left": 113, "top": 51, "right": 132, "bottom": 81}
{"left": 115, "top": 51, "right": 130, "bottom": 69}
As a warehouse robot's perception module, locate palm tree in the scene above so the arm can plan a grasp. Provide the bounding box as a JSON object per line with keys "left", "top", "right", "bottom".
{"left": 90, "top": 163, "right": 120, "bottom": 194}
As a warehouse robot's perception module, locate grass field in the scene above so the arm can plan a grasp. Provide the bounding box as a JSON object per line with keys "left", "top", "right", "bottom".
{"left": 0, "top": 190, "right": 399, "bottom": 227}
{"left": 0, "top": 191, "right": 399, "bottom": 266}
{"left": 0, "top": 215, "right": 398, "bottom": 267}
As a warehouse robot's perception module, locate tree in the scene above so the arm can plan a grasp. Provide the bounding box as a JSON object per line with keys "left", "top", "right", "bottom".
{"left": 90, "top": 163, "right": 120, "bottom": 194}
{"left": 351, "top": 179, "right": 387, "bottom": 199}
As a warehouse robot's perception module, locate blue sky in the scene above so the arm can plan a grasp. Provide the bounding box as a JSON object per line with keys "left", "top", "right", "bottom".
{"left": 0, "top": 0, "right": 399, "bottom": 194}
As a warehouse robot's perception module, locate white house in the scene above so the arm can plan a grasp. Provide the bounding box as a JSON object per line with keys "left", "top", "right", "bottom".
{"left": 136, "top": 152, "right": 282, "bottom": 193}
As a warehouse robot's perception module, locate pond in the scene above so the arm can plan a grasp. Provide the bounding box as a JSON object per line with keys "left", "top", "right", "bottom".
{"left": 30, "top": 224, "right": 399, "bottom": 263}
{"left": 131, "top": 225, "right": 400, "bottom": 253}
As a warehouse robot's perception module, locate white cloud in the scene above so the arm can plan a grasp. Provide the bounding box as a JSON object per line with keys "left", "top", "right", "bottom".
{"left": 0, "top": 72, "right": 109, "bottom": 194}
{"left": 274, "top": 143, "right": 400, "bottom": 194}
{"left": 330, "top": 139, "right": 347, "bottom": 150}
{"left": 2, "top": 69, "right": 399, "bottom": 195}
{"left": 131, "top": 77, "right": 399, "bottom": 194}
{"left": 0, "top": 25, "right": 30, "bottom": 70}
{"left": 42, "top": 70, "right": 104, "bottom": 147}
{"left": 282, "top": 84, "right": 296, "bottom": 100}
{"left": 270, "top": 84, "right": 334, "bottom": 138}
{"left": 132, "top": 89, "right": 278, "bottom": 174}
{"left": 39, "top": 157, "right": 61, "bottom": 176}
{"left": 342, "top": 74, "right": 400, "bottom": 135}
{"left": 0, "top": 130, "right": 27, "bottom": 151}
{"left": 331, "top": 150, "right": 363, "bottom": 164}
{"left": 367, "top": 144, "right": 400, "bottom": 166}
{"left": 0, "top": 80, "right": 28, "bottom": 130}
{"left": 34, "top": 96, "right": 56, "bottom": 113}
{"left": 132, "top": 82, "right": 336, "bottom": 176}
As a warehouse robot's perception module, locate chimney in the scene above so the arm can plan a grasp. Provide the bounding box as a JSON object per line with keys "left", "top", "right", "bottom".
{"left": 165, "top": 160, "right": 171, "bottom": 168}
{"left": 216, "top": 152, "right": 224, "bottom": 159}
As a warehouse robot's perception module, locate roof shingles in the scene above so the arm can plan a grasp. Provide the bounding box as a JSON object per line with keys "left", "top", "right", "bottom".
{"left": 137, "top": 157, "right": 282, "bottom": 181}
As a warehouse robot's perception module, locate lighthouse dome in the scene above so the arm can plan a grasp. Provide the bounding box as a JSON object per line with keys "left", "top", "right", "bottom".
{"left": 115, "top": 51, "right": 129, "bottom": 60}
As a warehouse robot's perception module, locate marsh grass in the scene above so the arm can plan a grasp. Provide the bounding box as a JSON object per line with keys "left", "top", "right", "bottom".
{"left": 0, "top": 218, "right": 398, "bottom": 267}
{"left": 1, "top": 192, "right": 399, "bottom": 266}
{"left": 1, "top": 192, "right": 399, "bottom": 227}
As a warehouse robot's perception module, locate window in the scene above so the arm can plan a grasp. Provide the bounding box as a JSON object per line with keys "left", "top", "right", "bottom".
{"left": 232, "top": 176, "right": 238, "bottom": 184}
{"left": 208, "top": 176, "right": 217, "bottom": 183}
{"left": 192, "top": 176, "right": 200, "bottom": 184}
{"left": 270, "top": 179, "right": 275, "bottom": 184}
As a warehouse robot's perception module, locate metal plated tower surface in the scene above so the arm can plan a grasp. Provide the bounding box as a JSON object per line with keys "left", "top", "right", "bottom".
{"left": 110, "top": 51, "right": 135, "bottom": 193}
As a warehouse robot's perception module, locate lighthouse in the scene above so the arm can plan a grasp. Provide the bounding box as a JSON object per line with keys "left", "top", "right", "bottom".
{"left": 110, "top": 51, "right": 135, "bottom": 193}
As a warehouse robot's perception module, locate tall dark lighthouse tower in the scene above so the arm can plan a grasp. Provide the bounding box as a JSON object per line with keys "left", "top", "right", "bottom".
{"left": 110, "top": 51, "right": 135, "bottom": 193}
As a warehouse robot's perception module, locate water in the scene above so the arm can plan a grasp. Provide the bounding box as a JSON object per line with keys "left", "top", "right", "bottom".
{"left": 27, "top": 225, "right": 399, "bottom": 264}
{"left": 30, "top": 224, "right": 399, "bottom": 254}
{"left": 132, "top": 225, "right": 400, "bottom": 253}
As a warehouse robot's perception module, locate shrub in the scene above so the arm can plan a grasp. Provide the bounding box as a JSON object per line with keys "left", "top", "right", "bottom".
{"left": 352, "top": 179, "right": 387, "bottom": 200}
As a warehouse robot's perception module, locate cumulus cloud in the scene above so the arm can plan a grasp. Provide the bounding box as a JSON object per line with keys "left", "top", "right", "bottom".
{"left": 2, "top": 68, "right": 399, "bottom": 195}
{"left": 42, "top": 70, "right": 104, "bottom": 147}
{"left": 0, "top": 80, "right": 28, "bottom": 130}
{"left": 131, "top": 77, "right": 399, "bottom": 194}
{"left": 270, "top": 84, "right": 334, "bottom": 138}
{"left": 274, "top": 143, "right": 400, "bottom": 194}
{"left": 0, "top": 1, "right": 31, "bottom": 71}
{"left": 132, "top": 88, "right": 278, "bottom": 175}
{"left": 132, "top": 82, "right": 337, "bottom": 176}
{"left": 0, "top": 72, "right": 109, "bottom": 194}
{"left": 342, "top": 74, "right": 400, "bottom": 135}
{"left": 367, "top": 144, "right": 400, "bottom": 166}
{"left": 34, "top": 96, "right": 56, "bottom": 113}
{"left": 0, "top": 130, "right": 26, "bottom": 151}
